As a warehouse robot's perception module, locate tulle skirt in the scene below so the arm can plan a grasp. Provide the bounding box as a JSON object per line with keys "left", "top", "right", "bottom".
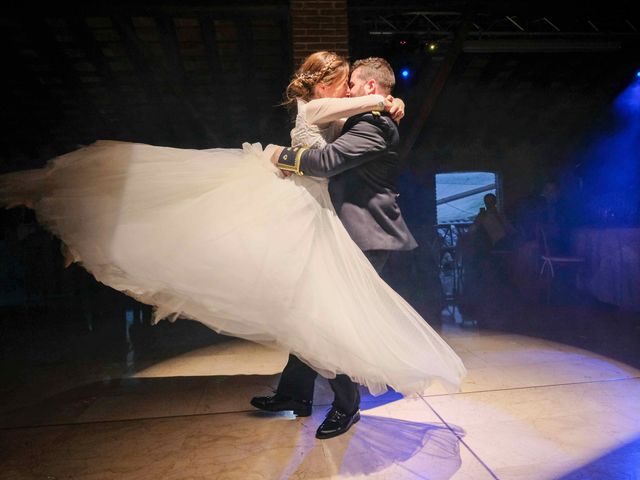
{"left": 0, "top": 140, "right": 466, "bottom": 395}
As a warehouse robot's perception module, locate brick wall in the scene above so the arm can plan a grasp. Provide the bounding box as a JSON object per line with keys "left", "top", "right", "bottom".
{"left": 290, "top": 0, "right": 349, "bottom": 67}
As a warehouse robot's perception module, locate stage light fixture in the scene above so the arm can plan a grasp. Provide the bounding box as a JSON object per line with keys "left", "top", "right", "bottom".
{"left": 425, "top": 42, "right": 439, "bottom": 53}
{"left": 400, "top": 68, "right": 411, "bottom": 79}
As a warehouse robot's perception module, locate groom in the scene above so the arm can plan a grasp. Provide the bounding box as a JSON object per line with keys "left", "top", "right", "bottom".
{"left": 251, "top": 57, "right": 417, "bottom": 439}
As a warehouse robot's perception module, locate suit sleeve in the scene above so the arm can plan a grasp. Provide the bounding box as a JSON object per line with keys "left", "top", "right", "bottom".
{"left": 276, "top": 115, "right": 391, "bottom": 177}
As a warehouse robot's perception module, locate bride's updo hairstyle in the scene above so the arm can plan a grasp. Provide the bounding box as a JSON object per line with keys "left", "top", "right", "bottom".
{"left": 283, "top": 51, "right": 349, "bottom": 106}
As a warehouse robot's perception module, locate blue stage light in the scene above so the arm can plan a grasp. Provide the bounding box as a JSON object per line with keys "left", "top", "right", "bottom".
{"left": 401, "top": 68, "right": 410, "bottom": 78}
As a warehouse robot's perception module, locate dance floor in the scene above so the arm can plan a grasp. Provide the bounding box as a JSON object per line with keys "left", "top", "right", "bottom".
{"left": 1, "top": 298, "right": 639, "bottom": 479}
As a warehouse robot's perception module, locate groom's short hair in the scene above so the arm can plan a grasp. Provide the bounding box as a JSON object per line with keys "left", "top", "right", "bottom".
{"left": 351, "top": 57, "right": 395, "bottom": 94}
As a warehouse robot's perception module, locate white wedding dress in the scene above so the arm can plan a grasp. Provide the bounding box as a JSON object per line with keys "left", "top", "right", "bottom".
{"left": 0, "top": 95, "right": 466, "bottom": 395}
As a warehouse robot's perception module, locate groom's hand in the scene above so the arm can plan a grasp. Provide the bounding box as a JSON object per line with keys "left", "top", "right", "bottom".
{"left": 271, "top": 146, "right": 284, "bottom": 166}
{"left": 270, "top": 146, "right": 293, "bottom": 177}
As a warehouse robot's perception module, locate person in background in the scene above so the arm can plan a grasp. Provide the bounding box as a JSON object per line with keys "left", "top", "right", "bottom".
{"left": 471, "top": 193, "right": 516, "bottom": 251}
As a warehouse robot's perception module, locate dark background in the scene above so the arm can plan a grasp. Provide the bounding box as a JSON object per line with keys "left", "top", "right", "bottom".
{"left": 0, "top": 0, "right": 638, "bottom": 317}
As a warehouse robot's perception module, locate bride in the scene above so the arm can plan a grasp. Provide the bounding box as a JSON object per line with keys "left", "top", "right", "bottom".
{"left": 0, "top": 51, "right": 466, "bottom": 397}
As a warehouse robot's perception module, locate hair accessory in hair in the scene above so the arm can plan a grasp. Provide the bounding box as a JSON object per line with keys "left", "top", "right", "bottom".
{"left": 295, "top": 71, "right": 322, "bottom": 83}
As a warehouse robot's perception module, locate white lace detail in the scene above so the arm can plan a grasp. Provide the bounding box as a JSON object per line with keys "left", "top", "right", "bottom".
{"left": 290, "top": 110, "right": 341, "bottom": 149}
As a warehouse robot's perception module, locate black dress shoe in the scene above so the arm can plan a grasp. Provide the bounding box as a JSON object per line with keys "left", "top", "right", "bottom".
{"left": 250, "top": 394, "right": 312, "bottom": 417}
{"left": 315, "top": 408, "right": 360, "bottom": 439}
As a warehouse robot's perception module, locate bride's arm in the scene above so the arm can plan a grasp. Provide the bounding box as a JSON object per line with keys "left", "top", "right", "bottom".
{"left": 303, "top": 95, "right": 386, "bottom": 125}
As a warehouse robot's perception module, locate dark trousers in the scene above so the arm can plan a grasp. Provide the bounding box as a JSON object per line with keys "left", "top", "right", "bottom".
{"left": 276, "top": 249, "right": 390, "bottom": 415}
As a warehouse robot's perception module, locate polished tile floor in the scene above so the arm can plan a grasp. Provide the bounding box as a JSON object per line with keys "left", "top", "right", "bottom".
{"left": 1, "top": 288, "right": 639, "bottom": 479}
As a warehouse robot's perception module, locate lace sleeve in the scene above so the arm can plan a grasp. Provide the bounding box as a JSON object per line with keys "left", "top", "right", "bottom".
{"left": 302, "top": 95, "right": 385, "bottom": 126}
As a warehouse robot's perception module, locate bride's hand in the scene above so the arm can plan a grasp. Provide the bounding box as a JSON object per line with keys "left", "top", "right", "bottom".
{"left": 384, "top": 95, "right": 405, "bottom": 123}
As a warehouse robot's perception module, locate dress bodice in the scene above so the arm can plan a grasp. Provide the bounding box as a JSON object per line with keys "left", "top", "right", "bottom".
{"left": 289, "top": 112, "right": 334, "bottom": 188}
{"left": 290, "top": 110, "right": 341, "bottom": 149}
{"left": 289, "top": 100, "right": 341, "bottom": 186}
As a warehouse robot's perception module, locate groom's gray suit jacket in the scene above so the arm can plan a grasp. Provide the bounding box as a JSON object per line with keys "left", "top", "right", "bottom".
{"left": 277, "top": 111, "right": 418, "bottom": 252}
